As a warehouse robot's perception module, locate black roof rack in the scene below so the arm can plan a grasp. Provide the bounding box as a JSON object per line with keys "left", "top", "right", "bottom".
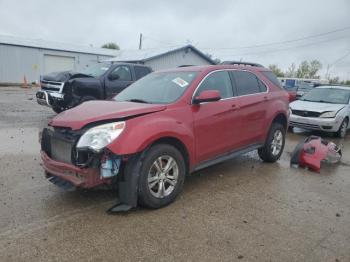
{"left": 221, "top": 61, "right": 264, "bottom": 67}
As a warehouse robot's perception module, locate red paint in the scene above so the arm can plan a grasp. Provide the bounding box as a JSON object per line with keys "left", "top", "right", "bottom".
{"left": 51, "top": 101, "right": 166, "bottom": 130}
{"left": 287, "top": 91, "right": 297, "bottom": 102}
{"left": 41, "top": 151, "right": 112, "bottom": 188}
{"left": 298, "top": 137, "right": 340, "bottom": 172}
{"left": 45, "top": 65, "right": 289, "bottom": 186}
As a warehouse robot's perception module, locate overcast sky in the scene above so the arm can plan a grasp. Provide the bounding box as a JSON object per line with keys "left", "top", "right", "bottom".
{"left": 0, "top": 0, "right": 349, "bottom": 79}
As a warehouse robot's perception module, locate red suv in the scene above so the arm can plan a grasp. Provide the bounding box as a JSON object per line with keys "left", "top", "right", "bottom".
{"left": 41, "top": 63, "right": 289, "bottom": 211}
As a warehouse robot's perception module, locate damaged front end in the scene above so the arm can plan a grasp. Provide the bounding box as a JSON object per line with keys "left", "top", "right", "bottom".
{"left": 290, "top": 136, "right": 342, "bottom": 172}
{"left": 41, "top": 126, "right": 123, "bottom": 190}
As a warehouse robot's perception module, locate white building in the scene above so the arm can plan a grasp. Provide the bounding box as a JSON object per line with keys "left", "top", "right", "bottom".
{"left": 106, "top": 45, "right": 215, "bottom": 71}
{"left": 0, "top": 35, "right": 118, "bottom": 84}
{"left": 0, "top": 35, "right": 215, "bottom": 84}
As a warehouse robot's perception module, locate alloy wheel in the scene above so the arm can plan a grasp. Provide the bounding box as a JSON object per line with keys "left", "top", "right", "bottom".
{"left": 271, "top": 130, "right": 283, "bottom": 156}
{"left": 147, "top": 155, "right": 179, "bottom": 198}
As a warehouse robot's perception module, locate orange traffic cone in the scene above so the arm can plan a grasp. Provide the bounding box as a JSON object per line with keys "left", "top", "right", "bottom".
{"left": 22, "top": 75, "right": 29, "bottom": 88}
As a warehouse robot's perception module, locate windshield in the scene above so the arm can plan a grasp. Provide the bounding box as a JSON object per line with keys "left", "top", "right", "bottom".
{"left": 297, "top": 82, "right": 314, "bottom": 92}
{"left": 301, "top": 88, "right": 350, "bottom": 104}
{"left": 81, "top": 63, "right": 111, "bottom": 77}
{"left": 114, "top": 71, "right": 198, "bottom": 104}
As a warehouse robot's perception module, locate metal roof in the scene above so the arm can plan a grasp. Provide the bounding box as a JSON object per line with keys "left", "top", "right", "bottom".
{"left": 106, "top": 45, "right": 216, "bottom": 64}
{"left": 0, "top": 34, "right": 118, "bottom": 56}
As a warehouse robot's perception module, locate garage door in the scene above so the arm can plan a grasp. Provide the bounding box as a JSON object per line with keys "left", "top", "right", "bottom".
{"left": 44, "top": 55, "right": 75, "bottom": 74}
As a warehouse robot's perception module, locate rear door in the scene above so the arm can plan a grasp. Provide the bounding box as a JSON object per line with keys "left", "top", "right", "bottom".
{"left": 230, "top": 70, "right": 268, "bottom": 147}
{"left": 105, "top": 65, "right": 134, "bottom": 98}
{"left": 192, "top": 70, "right": 240, "bottom": 163}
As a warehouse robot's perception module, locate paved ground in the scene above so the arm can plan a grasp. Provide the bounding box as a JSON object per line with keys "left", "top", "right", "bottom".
{"left": 0, "top": 86, "right": 349, "bottom": 262}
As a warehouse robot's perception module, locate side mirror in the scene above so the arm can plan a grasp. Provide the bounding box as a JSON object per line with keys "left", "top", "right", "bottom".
{"left": 193, "top": 90, "right": 221, "bottom": 104}
{"left": 108, "top": 73, "right": 120, "bottom": 81}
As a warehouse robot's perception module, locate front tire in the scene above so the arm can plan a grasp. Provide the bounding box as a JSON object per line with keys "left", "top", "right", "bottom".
{"left": 336, "top": 118, "right": 348, "bottom": 138}
{"left": 138, "top": 144, "right": 186, "bottom": 209}
{"left": 258, "top": 123, "right": 286, "bottom": 162}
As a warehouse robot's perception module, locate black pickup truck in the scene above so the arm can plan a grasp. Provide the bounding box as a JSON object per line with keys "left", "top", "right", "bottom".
{"left": 36, "top": 62, "right": 152, "bottom": 113}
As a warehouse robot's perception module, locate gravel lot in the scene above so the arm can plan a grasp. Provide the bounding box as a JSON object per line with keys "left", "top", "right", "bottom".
{"left": 1, "top": 86, "right": 350, "bottom": 262}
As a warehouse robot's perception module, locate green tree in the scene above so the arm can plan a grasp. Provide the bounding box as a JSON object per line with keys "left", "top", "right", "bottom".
{"left": 268, "top": 64, "right": 285, "bottom": 77}
{"left": 344, "top": 80, "right": 350, "bottom": 86}
{"left": 329, "top": 76, "right": 340, "bottom": 84}
{"left": 101, "top": 42, "right": 120, "bottom": 50}
{"left": 296, "top": 61, "right": 310, "bottom": 78}
{"left": 309, "top": 60, "right": 322, "bottom": 79}
{"left": 285, "top": 63, "right": 296, "bottom": 77}
{"left": 296, "top": 60, "right": 322, "bottom": 79}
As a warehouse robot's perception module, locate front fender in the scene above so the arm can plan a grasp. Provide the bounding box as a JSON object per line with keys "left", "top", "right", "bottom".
{"left": 107, "top": 114, "right": 195, "bottom": 165}
{"left": 70, "top": 78, "right": 103, "bottom": 98}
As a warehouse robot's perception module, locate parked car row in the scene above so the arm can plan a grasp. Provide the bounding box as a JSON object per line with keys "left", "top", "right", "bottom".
{"left": 39, "top": 62, "right": 290, "bottom": 211}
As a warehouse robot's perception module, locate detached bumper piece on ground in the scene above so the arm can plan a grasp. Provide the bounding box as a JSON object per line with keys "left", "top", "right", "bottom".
{"left": 290, "top": 136, "right": 342, "bottom": 172}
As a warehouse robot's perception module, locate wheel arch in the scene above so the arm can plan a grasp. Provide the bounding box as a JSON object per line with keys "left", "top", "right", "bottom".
{"left": 147, "top": 136, "right": 191, "bottom": 175}
{"left": 271, "top": 112, "right": 288, "bottom": 130}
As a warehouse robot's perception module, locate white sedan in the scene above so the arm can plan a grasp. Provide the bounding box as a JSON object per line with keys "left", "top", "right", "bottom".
{"left": 289, "top": 85, "right": 350, "bottom": 138}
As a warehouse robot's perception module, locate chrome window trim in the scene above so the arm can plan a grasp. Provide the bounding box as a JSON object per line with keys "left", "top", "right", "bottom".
{"left": 191, "top": 69, "right": 269, "bottom": 104}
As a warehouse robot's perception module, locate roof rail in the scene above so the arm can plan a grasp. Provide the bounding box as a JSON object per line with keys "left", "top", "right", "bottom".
{"left": 178, "top": 65, "right": 195, "bottom": 67}
{"left": 221, "top": 61, "right": 264, "bottom": 67}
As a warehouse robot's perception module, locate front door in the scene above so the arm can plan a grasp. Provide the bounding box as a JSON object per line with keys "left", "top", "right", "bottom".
{"left": 192, "top": 70, "right": 240, "bottom": 163}
{"left": 105, "top": 65, "right": 133, "bottom": 98}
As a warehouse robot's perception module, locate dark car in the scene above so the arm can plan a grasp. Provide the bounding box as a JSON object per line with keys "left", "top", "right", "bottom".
{"left": 40, "top": 63, "right": 289, "bottom": 211}
{"left": 36, "top": 62, "right": 152, "bottom": 113}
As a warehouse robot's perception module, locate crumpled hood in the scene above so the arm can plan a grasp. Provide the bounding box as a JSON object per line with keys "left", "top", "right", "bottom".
{"left": 50, "top": 101, "right": 167, "bottom": 130}
{"left": 290, "top": 100, "right": 345, "bottom": 113}
{"left": 42, "top": 71, "right": 93, "bottom": 82}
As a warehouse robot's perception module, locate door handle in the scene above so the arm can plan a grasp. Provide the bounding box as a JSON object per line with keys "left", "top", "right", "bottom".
{"left": 231, "top": 104, "right": 239, "bottom": 111}
{"left": 263, "top": 96, "right": 268, "bottom": 102}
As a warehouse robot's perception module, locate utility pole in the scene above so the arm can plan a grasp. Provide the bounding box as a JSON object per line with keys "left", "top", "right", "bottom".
{"left": 139, "top": 33, "right": 143, "bottom": 50}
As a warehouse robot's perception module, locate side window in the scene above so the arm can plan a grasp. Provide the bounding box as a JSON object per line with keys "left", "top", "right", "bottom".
{"left": 258, "top": 78, "right": 267, "bottom": 92}
{"left": 194, "top": 71, "right": 233, "bottom": 99}
{"left": 232, "top": 71, "right": 261, "bottom": 96}
{"left": 135, "top": 66, "right": 151, "bottom": 80}
{"left": 109, "top": 65, "right": 132, "bottom": 81}
{"left": 262, "top": 71, "right": 282, "bottom": 88}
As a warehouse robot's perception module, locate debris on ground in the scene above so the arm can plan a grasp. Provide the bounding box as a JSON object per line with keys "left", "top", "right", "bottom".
{"left": 290, "top": 136, "right": 342, "bottom": 172}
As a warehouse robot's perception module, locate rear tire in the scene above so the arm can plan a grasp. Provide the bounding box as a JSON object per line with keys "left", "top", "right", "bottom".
{"left": 137, "top": 144, "right": 186, "bottom": 209}
{"left": 336, "top": 118, "right": 348, "bottom": 138}
{"left": 258, "top": 123, "right": 285, "bottom": 162}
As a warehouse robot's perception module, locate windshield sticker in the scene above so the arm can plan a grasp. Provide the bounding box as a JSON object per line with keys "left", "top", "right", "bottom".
{"left": 172, "top": 77, "right": 189, "bottom": 88}
{"left": 101, "top": 67, "right": 109, "bottom": 71}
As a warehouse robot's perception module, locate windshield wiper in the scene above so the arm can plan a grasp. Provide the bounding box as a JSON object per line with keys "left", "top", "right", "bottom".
{"left": 125, "top": 99, "right": 151, "bottom": 104}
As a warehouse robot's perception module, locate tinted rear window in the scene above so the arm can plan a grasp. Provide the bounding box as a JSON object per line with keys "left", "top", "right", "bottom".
{"left": 262, "top": 71, "right": 282, "bottom": 88}
{"left": 231, "top": 71, "right": 261, "bottom": 96}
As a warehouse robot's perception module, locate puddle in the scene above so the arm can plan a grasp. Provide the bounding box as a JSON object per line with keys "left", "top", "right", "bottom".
{"left": 0, "top": 127, "right": 40, "bottom": 155}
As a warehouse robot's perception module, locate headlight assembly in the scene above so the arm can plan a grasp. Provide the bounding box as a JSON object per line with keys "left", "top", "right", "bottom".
{"left": 319, "top": 111, "right": 337, "bottom": 118}
{"left": 76, "top": 122, "right": 125, "bottom": 152}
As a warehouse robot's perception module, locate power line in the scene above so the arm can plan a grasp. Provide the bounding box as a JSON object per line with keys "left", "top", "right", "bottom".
{"left": 216, "top": 34, "right": 350, "bottom": 57}
{"left": 329, "top": 50, "right": 350, "bottom": 67}
{"left": 199, "top": 25, "right": 350, "bottom": 50}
